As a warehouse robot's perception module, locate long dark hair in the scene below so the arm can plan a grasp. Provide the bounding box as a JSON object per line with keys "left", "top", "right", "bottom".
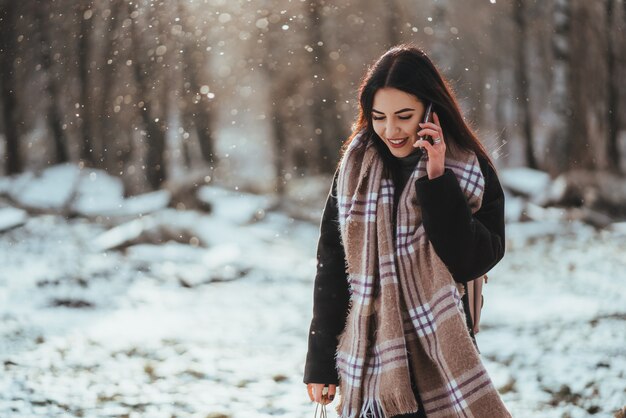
{"left": 343, "top": 44, "right": 492, "bottom": 179}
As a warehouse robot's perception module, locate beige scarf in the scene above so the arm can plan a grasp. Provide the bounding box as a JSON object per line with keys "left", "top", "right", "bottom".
{"left": 334, "top": 131, "right": 511, "bottom": 418}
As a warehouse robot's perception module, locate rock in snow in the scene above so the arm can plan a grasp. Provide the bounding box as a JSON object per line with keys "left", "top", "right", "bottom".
{"left": 2, "top": 164, "right": 170, "bottom": 219}
{"left": 91, "top": 217, "right": 158, "bottom": 252}
{"left": 0, "top": 207, "right": 28, "bottom": 232}
{"left": 71, "top": 169, "right": 171, "bottom": 218}
{"left": 499, "top": 167, "right": 551, "bottom": 200}
{"left": 197, "top": 185, "right": 274, "bottom": 224}
{"left": 8, "top": 164, "right": 81, "bottom": 211}
{"left": 70, "top": 169, "right": 125, "bottom": 216}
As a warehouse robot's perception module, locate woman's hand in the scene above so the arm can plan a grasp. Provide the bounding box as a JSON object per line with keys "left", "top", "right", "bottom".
{"left": 414, "top": 112, "right": 446, "bottom": 179}
{"left": 307, "top": 383, "right": 336, "bottom": 405}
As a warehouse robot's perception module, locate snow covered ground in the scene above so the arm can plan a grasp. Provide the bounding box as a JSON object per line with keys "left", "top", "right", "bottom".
{"left": 1, "top": 192, "right": 625, "bottom": 417}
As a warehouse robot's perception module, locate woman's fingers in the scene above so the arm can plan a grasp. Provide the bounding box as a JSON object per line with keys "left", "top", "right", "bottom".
{"left": 419, "top": 111, "right": 444, "bottom": 141}
{"left": 414, "top": 135, "right": 446, "bottom": 179}
{"left": 310, "top": 383, "right": 324, "bottom": 403}
{"left": 307, "top": 384, "right": 315, "bottom": 402}
{"left": 307, "top": 383, "right": 337, "bottom": 405}
{"left": 416, "top": 128, "right": 440, "bottom": 140}
{"left": 327, "top": 384, "right": 337, "bottom": 403}
{"left": 413, "top": 139, "right": 436, "bottom": 154}
{"left": 433, "top": 111, "right": 441, "bottom": 126}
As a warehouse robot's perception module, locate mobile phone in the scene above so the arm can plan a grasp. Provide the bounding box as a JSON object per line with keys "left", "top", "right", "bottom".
{"left": 418, "top": 102, "right": 433, "bottom": 144}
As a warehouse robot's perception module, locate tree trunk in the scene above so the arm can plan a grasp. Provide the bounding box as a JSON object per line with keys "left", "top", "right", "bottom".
{"left": 77, "top": 1, "right": 95, "bottom": 165}
{"left": 514, "top": 0, "right": 537, "bottom": 169}
{"left": 177, "top": 0, "right": 216, "bottom": 167}
{"left": 143, "top": 100, "right": 168, "bottom": 190}
{"left": 546, "top": 0, "right": 575, "bottom": 175}
{"left": 181, "top": 55, "right": 216, "bottom": 167}
{"left": 384, "top": 0, "right": 401, "bottom": 48}
{"left": 605, "top": 0, "right": 620, "bottom": 172}
{"left": 306, "top": 0, "right": 346, "bottom": 174}
{"left": 98, "top": 0, "right": 124, "bottom": 174}
{"left": 270, "top": 100, "right": 288, "bottom": 196}
{"left": 191, "top": 104, "right": 216, "bottom": 166}
{"left": 260, "top": 0, "right": 290, "bottom": 196}
{"left": 568, "top": 2, "right": 608, "bottom": 171}
{"left": 34, "top": 0, "right": 69, "bottom": 164}
{"left": 0, "top": 1, "right": 21, "bottom": 174}
{"left": 130, "top": 3, "right": 167, "bottom": 190}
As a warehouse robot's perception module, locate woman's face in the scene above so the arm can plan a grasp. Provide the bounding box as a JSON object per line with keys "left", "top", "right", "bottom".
{"left": 371, "top": 87, "right": 426, "bottom": 158}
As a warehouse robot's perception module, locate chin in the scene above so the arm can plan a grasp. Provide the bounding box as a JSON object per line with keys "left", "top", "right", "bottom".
{"left": 385, "top": 143, "right": 416, "bottom": 159}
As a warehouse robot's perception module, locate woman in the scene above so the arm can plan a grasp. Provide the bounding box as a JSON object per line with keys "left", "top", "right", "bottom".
{"left": 303, "top": 44, "right": 511, "bottom": 418}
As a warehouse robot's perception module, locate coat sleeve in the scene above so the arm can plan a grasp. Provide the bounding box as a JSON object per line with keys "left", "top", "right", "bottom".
{"left": 414, "top": 156, "right": 506, "bottom": 284}
{"left": 303, "top": 171, "right": 351, "bottom": 385}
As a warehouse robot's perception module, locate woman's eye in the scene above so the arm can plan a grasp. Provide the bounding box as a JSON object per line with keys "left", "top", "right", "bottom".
{"left": 372, "top": 115, "right": 412, "bottom": 121}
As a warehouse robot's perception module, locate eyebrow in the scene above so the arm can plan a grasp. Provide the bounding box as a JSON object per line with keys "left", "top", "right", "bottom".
{"left": 372, "top": 108, "right": 415, "bottom": 114}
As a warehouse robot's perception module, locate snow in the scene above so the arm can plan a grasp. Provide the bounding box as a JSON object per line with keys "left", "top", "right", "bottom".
{"left": 1, "top": 181, "right": 625, "bottom": 417}
{"left": 8, "top": 164, "right": 81, "bottom": 211}
{"left": 2, "top": 164, "right": 170, "bottom": 219}
{"left": 72, "top": 171, "right": 170, "bottom": 218}
{"left": 0, "top": 207, "right": 28, "bottom": 232}
{"left": 0, "top": 207, "right": 316, "bottom": 417}
{"left": 71, "top": 168, "right": 125, "bottom": 216}
{"left": 504, "top": 192, "right": 524, "bottom": 222}
{"left": 608, "top": 221, "right": 626, "bottom": 235}
{"left": 500, "top": 167, "right": 551, "bottom": 198}
{"left": 113, "top": 190, "right": 171, "bottom": 217}
{"left": 0, "top": 176, "right": 12, "bottom": 194}
{"left": 197, "top": 185, "right": 274, "bottom": 224}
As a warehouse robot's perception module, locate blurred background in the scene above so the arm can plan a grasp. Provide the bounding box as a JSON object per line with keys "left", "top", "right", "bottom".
{"left": 1, "top": 0, "right": 625, "bottom": 417}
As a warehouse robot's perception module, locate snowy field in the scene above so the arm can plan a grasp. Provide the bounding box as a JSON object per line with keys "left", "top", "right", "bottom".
{"left": 1, "top": 180, "right": 626, "bottom": 417}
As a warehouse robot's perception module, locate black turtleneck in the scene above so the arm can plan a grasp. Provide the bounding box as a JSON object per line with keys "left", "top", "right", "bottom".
{"left": 396, "top": 150, "right": 422, "bottom": 192}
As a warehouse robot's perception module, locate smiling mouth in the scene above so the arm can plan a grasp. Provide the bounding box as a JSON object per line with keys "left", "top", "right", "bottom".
{"left": 387, "top": 137, "right": 409, "bottom": 148}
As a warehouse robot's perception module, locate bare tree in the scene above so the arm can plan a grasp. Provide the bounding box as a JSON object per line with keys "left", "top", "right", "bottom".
{"left": 513, "top": 0, "right": 537, "bottom": 168}
{"left": 257, "top": 3, "right": 290, "bottom": 195}
{"left": 0, "top": 0, "right": 21, "bottom": 174}
{"left": 96, "top": 0, "right": 125, "bottom": 174}
{"left": 130, "top": 2, "right": 168, "bottom": 190}
{"left": 34, "top": 0, "right": 69, "bottom": 164}
{"left": 268, "top": 81, "right": 291, "bottom": 196}
{"left": 306, "top": 0, "right": 347, "bottom": 174}
{"left": 546, "top": 0, "right": 575, "bottom": 174}
{"left": 384, "top": 0, "right": 401, "bottom": 48}
{"left": 77, "top": 1, "right": 96, "bottom": 165}
{"left": 605, "top": 0, "right": 620, "bottom": 172}
{"left": 568, "top": 1, "right": 612, "bottom": 171}
{"left": 177, "top": 0, "right": 216, "bottom": 167}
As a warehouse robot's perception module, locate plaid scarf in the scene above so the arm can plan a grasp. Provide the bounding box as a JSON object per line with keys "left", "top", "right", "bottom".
{"left": 334, "top": 131, "right": 511, "bottom": 418}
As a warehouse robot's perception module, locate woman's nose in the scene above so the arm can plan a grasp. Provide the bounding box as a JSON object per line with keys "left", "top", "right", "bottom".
{"left": 386, "top": 120, "right": 400, "bottom": 135}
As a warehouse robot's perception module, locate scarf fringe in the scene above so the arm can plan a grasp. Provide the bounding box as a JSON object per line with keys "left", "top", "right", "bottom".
{"left": 379, "top": 393, "right": 420, "bottom": 418}
{"left": 361, "top": 399, "right": 385, "bottom": 418}
{"left": 337, "top": 396, "right": 419, "bottom": 418}
{"left": 336, "top": 402, "right": 363, "bottom": 418}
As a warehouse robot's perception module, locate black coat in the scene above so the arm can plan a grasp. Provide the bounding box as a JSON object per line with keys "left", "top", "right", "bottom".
{"left": 303, "top": 155, "right": 506, "bottom": 385}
